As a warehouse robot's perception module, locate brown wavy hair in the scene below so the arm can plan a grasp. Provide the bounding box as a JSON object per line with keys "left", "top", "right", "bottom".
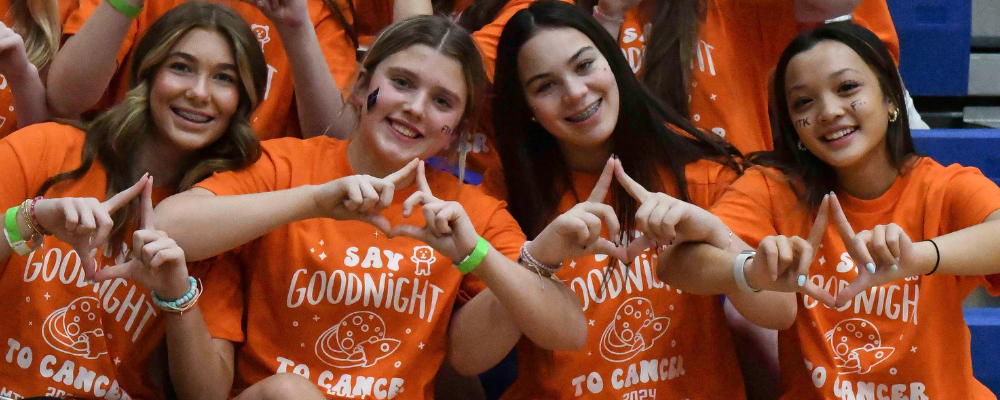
{"left": 7, "top": 0, "right": 62, "bottom": 69}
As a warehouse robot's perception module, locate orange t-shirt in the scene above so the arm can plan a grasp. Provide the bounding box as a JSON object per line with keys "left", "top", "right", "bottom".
{"left": 193, "top": 137, "right": 526, "bottom": 399}
{"left": 501, "top": 159, "right": 746, "bottom": 400}
{"left": 0, "top": 0, "right": 80, "bottom": 140}
{"left": 618, "top": 0, "right": 899, "bottom": 155}
{"left": 0, "top": 123, "right": 241, "bottom": 400}
{"left": 711, "top": 159, "right": 1000, "bottom": 400}
{"left": 61, "top": 0, "right": 357, "bottom": 140}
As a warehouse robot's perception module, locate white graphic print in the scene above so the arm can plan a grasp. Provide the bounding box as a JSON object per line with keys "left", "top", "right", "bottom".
{"left": 251, "top": 24, "right": 271, "bottom": 51}
{"left": 42, "top": 297, "right": 107, "bottom": 359}
{"left": 599, "top": 297, "right": 669, "bottom": 362}
{"left": 825, "top": 318, "right": 895, "bottom": 374}
{"left": 315, "top": 311, "right": 401, "bottom": 368}
{"left": 410, "top": 246, "right": 436, "bottom": 276}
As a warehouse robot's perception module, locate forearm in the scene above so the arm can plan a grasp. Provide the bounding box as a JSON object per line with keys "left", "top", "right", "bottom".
{"left": 923, "top": 218, "right": 1000, "bottom": 276}
{"left": 447, "top": 290, "right": 522, "bottom": 376}
{"left": 166, "top": 308, "right": 235, "bottom": 400}
{"left": 7, "top": 63, "right": 48, "bottom": 127}
{"left": 658, "top": 242, "right": 796, "bottom": 329}
{"left": 593, "top": 1, "right": 625, "bottom": 39}
{"left": 794, "top": 0, "right": 862, "bottom": 22}
{"left": 392, "top": 0, "right": 432, "bottom": 23}
{"left": 155, "top": 187, "right": 320, "bottom": 261}
{"left": 468, "top": 248, "right": 586, "bottom": 351}
{"left": 46, "top": 1, "right": 135, "bottom": 117}
{"left": 274, "top": 23, "right": 354, "bottom": 139}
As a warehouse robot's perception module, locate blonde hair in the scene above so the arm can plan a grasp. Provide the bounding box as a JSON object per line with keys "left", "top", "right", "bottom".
{"left": 9, "top": 0, "right": 62, "bottom": 69}
{"left": 38, "top": 1, "right": 267, "bottom": 254}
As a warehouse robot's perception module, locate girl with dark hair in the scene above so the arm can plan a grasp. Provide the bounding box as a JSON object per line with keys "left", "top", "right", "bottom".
{"left": 661, "top": 22, "right": 1000, "bottom": 399}
{"left": 578, "top": 0, "right": 902, "bottom": 154}
{"left": 152, "top": 15, "right": 597, "bottom": 399}
{"left": 46, "top": 0, "right": 359, "bottom": 140}
{"left": 0, "top": 2, "right": 267, "bottom": 398}
{"left": 489, "top": 2, "right": 792, "bottom": 398}
{"left": 0, "top": 0, "right": 78, "bottom": 139}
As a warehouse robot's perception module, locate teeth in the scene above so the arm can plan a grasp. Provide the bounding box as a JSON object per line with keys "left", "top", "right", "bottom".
{"left": 393, "top": 122, "right": 419, "bottom": 138}
{"left": 174, "top": 108, "right": 212, "bottom": 123}
{"left": 567, "top": 99, "right": 601, "bottom": 122}
{"left": 825, "top": 127, "right": 856, "bottom": 141}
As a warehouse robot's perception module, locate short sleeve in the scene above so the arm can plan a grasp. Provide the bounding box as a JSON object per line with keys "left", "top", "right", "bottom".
{"left": 61, "top": 0, "right": 139, "bottom": 68}
{"left": 192, "top": 252, "right": 246, "bottom": 343}
{"left": 0, "top": 138, "right": 33, "bottom": 210}
{"left": 685, "top": 160, "right": 740, "bottom": 209}
{"left": 711, "top": 168, "right": 781, "bottom": 248}
{"left": 194, "top": 139, "right": 296, "bottom": 196}
{"left": 941, "top": 166, "right": 1000, "bottom": 234}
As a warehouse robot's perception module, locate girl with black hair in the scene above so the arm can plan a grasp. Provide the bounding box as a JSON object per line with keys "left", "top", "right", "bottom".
{"left": 489, "top": 2, "right": 792, "bottom": 398}
{"left": 661, "top": 22, "right": 1000, "bottom": 399}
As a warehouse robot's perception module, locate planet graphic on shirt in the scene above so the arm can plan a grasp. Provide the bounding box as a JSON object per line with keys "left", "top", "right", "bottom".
{"left": 42, "top": 297, "right": 108, "bottom": 359}
{"left": 825, "top": 318, "right": 895, "bottom": 374}
{"left": 599, "top": 297, "right": 669, "bottom": 362}
{"left": 315, "top": 311, "right": 400, "bottom": 368}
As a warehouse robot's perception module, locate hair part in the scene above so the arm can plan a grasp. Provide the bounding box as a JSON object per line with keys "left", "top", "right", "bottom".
{"left": 753, "top": 22, "right": 917, "bottom": 209}
{"left": 37, "top": 1, "right": 267, "bottom": 254}
{"left": 493, "top": 1, "right": 742, "bottom": 240}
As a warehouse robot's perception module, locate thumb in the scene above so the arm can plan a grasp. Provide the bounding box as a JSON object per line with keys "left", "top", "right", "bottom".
{"left": 625, "top": 234, "right": 655, "bottom": 261}
{"left": 76, "top": 245, "right": 98, "bottom": 283}
{"left": 361, "top": 214, "right": 392, "bottom": 236}
{"left": 93, "top": 259, "right": 141, "bottom": 283}
{"left": 388, "top": 224, "right": 430, "bottom": 243}
{"left": 590, "top": 238, "right": 626, "bottom": 261}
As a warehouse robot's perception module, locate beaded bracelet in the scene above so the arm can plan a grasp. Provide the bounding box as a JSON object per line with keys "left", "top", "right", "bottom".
{"left": 30, "top": 197, "right": 49, "bottom": 236}
{"left": 151, "top": 277, "right": 202, "bottom": 313}
{"left": 519, "top": 241, "right": 563, "bottom": 289}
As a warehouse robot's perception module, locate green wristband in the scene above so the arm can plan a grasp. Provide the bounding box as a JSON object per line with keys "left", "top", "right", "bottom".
{"left": 5, "top": 206, "right": 24, "bottom": 245}
{"left": 106, "top": 0, "right": 142, "bottom": 19}
{"left": 455, "top": 236, "right": 489, "bottom": 274}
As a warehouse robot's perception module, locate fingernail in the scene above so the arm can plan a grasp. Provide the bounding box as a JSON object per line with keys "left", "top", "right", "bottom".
{"left": 87, "top": 279, "right": 95, "bottom": 285}
{"left": 890, "top": 264, "right": 898, "bottom": 272}
{"left": 865, "top": 262, "right": 876, "bottom": 273}
{"left": 797, "top": 275, "right": 807, "bottom": 287}
{"left": 829, "top": 191, "right": 835, "bottom": 196}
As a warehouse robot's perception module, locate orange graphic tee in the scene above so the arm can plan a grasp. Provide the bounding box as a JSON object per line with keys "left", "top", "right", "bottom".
{"left": 712, "top": 159, "right": 1000, "bottom": 400}
{"left": 617, "top": 0, "right": 899, "bottom": 155}
{"left": 501, "top": 159, "right": 746, "bottom": 399}
{"left": 193, "top": 137, "right": 527, "bottom": 399}
{"left": 61, "top": 0, "right": 357, "bottom": 140}
{"left": 0, "top": 123, "right": 240, "bottom": 400}
{"left": 0, "top": 0, "right": 80, "bottom": 140}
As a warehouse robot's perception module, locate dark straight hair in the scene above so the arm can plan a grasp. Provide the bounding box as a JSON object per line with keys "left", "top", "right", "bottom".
{"left": 753, "top": 22, "right": 917, "bottom": 209}
{"left": 492, "top": 0, "right": 741, "bottom": 239}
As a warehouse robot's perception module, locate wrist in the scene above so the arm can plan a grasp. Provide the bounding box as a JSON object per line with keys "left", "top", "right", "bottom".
{"left": 914, "top": 240, "right": 938, "bottom": 275}
{"left": 3, "top": 60, "right": 36, "bottom": 84}
{"left": 157, "top": 273, "right": 193, "bottom": 302}
{"left": 526, "top": 240, "right": 564, "bottom": 267}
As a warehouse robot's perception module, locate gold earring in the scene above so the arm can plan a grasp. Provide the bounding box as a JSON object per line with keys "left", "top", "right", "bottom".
{"left": 889, "top": 108, "right": 899, "bottom": 123}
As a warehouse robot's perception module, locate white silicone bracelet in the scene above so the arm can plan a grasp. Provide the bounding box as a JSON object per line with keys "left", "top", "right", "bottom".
{"left": 733, "top": 250, "right": 761, "bottom": 293}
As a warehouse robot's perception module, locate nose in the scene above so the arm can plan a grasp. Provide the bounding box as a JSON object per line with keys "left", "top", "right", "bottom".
{"left": 185, "top": 74, "right": 211, "bottom": 104}
{"left": 817, "top": 93, "right": 846, "bottom": 124}
{"left": 402, "top": 92, "right": 427, "bottom": 121}
{"left": 563, "top": 76, "right": 588, "bottom": 103}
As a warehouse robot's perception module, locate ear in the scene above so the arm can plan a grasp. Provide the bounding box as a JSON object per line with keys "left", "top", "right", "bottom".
{"left": 347, "top": 69, "right": 371, "bottom": 108}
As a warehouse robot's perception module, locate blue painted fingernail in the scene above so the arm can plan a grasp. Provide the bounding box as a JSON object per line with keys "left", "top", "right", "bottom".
{"left": 866, "top": 263, "right": 876, "bottom": 273}
{"left": 890, "top": 264, "right": 898, "bottom": 272}
{"left": 797, "top": 275, "right": 806, "bottom": 287}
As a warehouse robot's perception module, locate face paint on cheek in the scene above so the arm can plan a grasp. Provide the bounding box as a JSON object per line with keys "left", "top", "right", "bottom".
{"left": 795, "top": 118, "right": 810, "bottom": 128}
{"left": 367, "top": 87, "right": 380, "bottom": 111}
{"left": 850, "top": 100, "right": 866, "bottom": 111}
{"left": 441, "top": 125, "right": 453, "bottom": 136}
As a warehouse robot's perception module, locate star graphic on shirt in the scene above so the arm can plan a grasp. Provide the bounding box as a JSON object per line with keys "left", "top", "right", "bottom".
{"left": 911, "top": 346, "right": 917, "bottom": 353}
{"left": 319, "top": 240, "right": 324, "bottom": 245}
{"left": 588, "top": 352, "right": 592, "bottom": 356}
{"left": 28, "top": 321, "right": 32, "bottom": 326}
{"left": 692, "top": 82, "right": 698, "bottom": 88}
{"left": 301, "top": 343, "right": 306, "bottom": 348}
{"left": 819, "top": 256, "right": 826, "bottom": 265}
{"left": 313, "top": 315, "right": 320, "bottom": 322}
{"left": 114, "top": 358, "right": 121, "bottom": 365}
{"left": 319, "top": 252, "right": 327, "bottom": 260}
{"left": 569, "top": 260, "right": 577, "bottom": 269}
{"left": 710, "top": 93, "right": 717, "bottom": 100}
{"left": 588, "top": 319, "right": 595, "bottom": 326}
{"left": 418, "top": 342, "right": 425, "bottom": 350}
{"left": 43, "top": 292, "right": 50, "bottom": 300}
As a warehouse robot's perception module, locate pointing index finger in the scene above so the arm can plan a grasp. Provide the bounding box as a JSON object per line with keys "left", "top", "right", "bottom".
{"left": 806, "top": 194, "right": 830, "bottom": 249}
{"left": 613, "top": 158, "right": 648, "bottom": 202}
{"left": 141, "top": 176, "right": 155, "bottom": 230}
{"left": 385, "top": 158, "right": 420, "bottom": 187}
{"left": 828, "top": 193, "right": 856, "bottom": 243}
{"left": 103, "top": 173, "right": 149, "bottom": 212}
{"left": 587, "top": 157, "right": 616, "bottom": 203}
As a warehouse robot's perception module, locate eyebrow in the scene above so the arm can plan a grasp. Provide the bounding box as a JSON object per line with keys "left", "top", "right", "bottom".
{"left": 168, "top": 52, "right": 237, "bottom": 71}
{"left": 523, "top": 46, "right": 595, "bottom": 88}
{"left": 385, "top": 66, "right": 462, "bottom": 102}
{"left": 788, "top": 67, "right": 862, "bottom": 92}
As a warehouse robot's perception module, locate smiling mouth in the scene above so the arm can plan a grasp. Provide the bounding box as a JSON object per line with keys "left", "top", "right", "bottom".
{"left": 565, "top": 99, "right": 602, "bottom": 123}
{"left": 171, "top": 107, "right": 213, "bottom": 124}
{"left": 390, "top": 119, "right": 423, "bottom": 139}
{"left": 824, "top": 126, "right": 858, "bottom": 142}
